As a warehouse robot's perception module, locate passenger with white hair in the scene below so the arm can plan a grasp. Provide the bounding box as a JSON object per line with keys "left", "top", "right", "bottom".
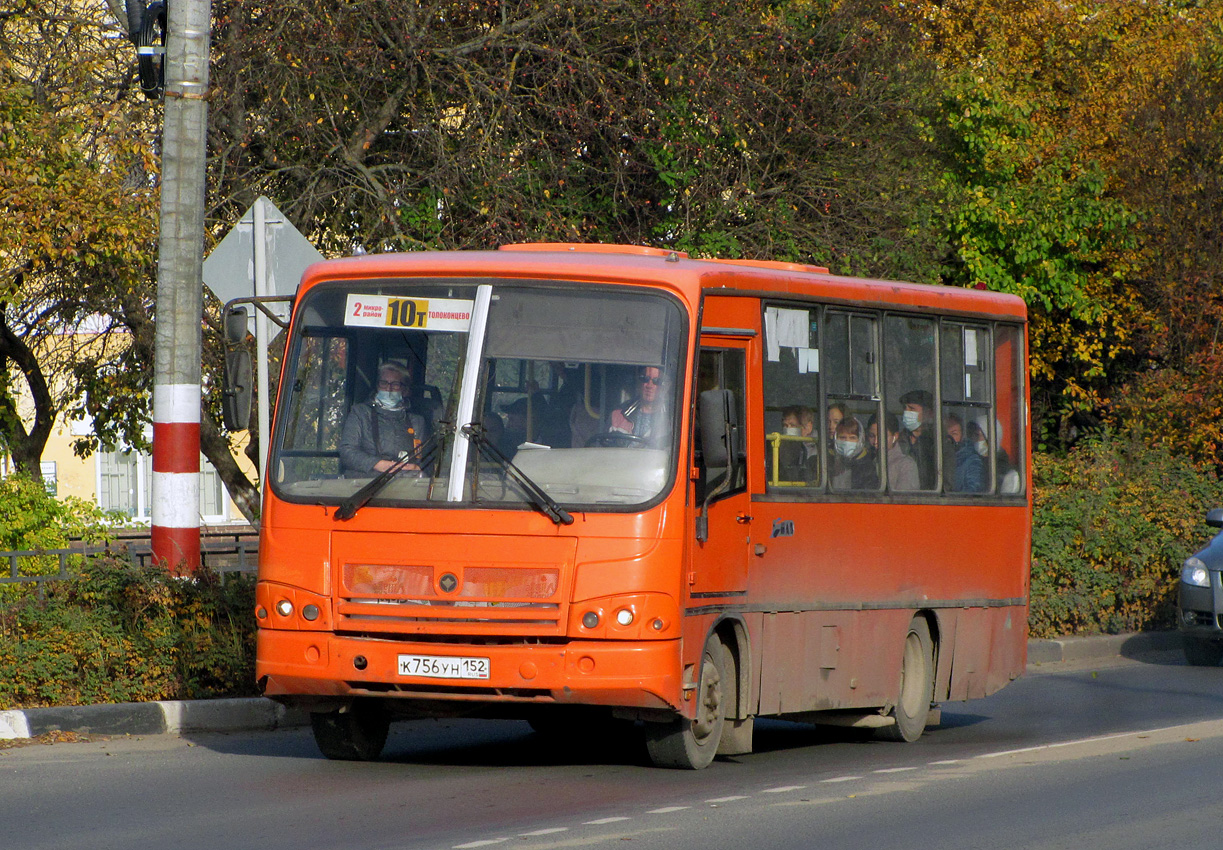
{"left": 338, "top": 360, "right": 428, "bottom": 476}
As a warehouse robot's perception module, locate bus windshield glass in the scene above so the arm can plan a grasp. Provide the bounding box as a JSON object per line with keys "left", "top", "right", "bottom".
{"left": 271, "top": 279, "right": 687, "bottom": 512}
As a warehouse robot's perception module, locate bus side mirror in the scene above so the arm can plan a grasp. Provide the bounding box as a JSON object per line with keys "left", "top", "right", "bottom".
{"left": 698, "top": 388, "right": 734, "bottom": 469}
{"left": 224, "top": 305, "right": 249, "bottom": 346}
{"left": 1207, "top": 508, "right": 1223, "bottom": 528}
{"left": 222, "top": 348, "right": 253, "bottom": 431}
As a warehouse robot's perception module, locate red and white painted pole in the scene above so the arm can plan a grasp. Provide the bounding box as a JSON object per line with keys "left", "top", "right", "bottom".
{"left": 151, "top": 385, "right": 201, "bottom": 571}
{"left": 151, "top": 0, "right": 210, "bottom": 571}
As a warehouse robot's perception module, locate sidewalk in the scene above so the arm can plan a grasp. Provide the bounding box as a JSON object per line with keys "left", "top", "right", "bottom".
{"left": 0, "top": 632, "right": 1185, "bottom": 741}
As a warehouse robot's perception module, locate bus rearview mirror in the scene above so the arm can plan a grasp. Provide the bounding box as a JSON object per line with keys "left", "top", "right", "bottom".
{"left": 698, "top": 388, "right": 736, "bottom": 469}
{"left": 222, "top": 348, "right": 253, "bottom": 431}
{"left": 224, "top": 305, "right": 249, "bottom": 346}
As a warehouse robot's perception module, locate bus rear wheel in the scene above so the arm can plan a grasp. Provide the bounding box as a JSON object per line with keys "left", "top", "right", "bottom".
{"left": 645, "top": 635, "right": 726, "bottom": 769}
{"left": 878, "top": 617, "right": 934, "bottom": 743}
{"left": 310, "top": 700, "right": 391, "bottom": 761}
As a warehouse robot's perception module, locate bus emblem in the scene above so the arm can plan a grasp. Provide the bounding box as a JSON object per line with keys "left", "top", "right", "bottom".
{"left": 439, "top": 573, "right": 459, "bottom": 593}
{"left": 771, "top": 520, "right": 795, "bottom": 538}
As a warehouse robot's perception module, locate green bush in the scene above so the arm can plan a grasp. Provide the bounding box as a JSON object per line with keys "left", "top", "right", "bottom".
{"left": 1029, "top": 432, "right": 1223, "bottom": 637}
{"left": 0, "top": 474, "right": 118, "bottom": 602}
{"left": 0, "top": 556, "right": 256, "bottom": 709}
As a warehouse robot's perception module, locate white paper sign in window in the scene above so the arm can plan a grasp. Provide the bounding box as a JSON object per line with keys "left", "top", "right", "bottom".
{"left": 765, "top": 307, "right": 811, "bottom": 363}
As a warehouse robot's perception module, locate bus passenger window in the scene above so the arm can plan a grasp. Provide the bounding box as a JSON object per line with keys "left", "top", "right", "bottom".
{"left": 762, "top": 305, "right": 821, "bottom": 491}
{"left": 885, "top": 315, "right": 939, "bottom": 492}
{"left": 940, "top": 323, "right": 992, "bottom": 494}
{"left": 994, "top": 324, "right": 1026, "bottom": 494}
{"left": 825, "top": 311, "right": 881, "bottom": 493}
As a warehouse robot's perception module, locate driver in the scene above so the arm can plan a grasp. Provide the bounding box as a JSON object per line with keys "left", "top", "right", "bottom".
{"left": 608, "top": 366, "right": 667, "bottom": 445}
{"left": 338, "top": 360, "right": 427, "bottom": 476}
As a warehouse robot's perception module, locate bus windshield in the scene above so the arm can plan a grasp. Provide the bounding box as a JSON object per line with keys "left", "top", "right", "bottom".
{"left": 271, "top": 279, "right": 687, "bottom": 512}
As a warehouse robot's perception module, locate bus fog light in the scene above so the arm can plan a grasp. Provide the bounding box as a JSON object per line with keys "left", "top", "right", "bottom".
{"left": 275, "top": 599, "right": 294, "bottom": 617}
{"left": 582, "top": 611, "right": 600, "bottom": 629}
{"left": 353, "top": 655, "right": 368, "bottom": 670}
{"left": 256, "top": 607, "right": 268, "bottom": 620}
{"left": 651, "top": 618, "right": 665, "bottom": 631}
{"left": 615, "top": 608, "right": 634, "bottom": 626}
{"left": 302, "top": 604, "right": 320, "bottom": 621}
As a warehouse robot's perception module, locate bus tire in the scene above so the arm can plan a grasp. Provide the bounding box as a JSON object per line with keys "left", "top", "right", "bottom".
{"left": 645, "top": 635, "right": 726, "bottom": 769}
{"left": 878, "top": 617, "right": 934, "bottom": 743}
{"left": 310, "top": 700, "right": 390, "bottom": 761}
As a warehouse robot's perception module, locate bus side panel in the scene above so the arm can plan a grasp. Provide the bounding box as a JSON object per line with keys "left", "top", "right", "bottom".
{"left": 943, "top": 605, "right": 1024, "bottom": 701}
{"left": 751, "top": 609, "right": 909, "bottom": 716}
{"left": 746, "top": 499, "right": 1028, "bottom": 711}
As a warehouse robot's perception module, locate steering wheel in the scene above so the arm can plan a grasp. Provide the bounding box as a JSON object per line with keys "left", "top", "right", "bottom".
{"left": 586, "top": 432, "right": 648, "bottom": 449}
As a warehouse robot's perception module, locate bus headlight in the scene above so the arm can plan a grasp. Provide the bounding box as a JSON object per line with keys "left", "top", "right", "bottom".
{"left": 615, "top": 608, "right": 634, "bottom": 626}
{"left": 275, "top": 599, "right": 294, "bottom": 617}
{"left": 1182, "top": 557, "right": 1210, "bottom": 588}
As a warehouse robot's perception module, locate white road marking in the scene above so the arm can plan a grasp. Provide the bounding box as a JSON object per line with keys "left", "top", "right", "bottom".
{"left": 706, "top": 795, "right": 749, "bottom": 803}
{"left": 761, "top": 785, "right": 807, "bottom": 793}
{"left": 975, "top": 728, "right": 1163, "bottom": 759}
{"left": 518, "top": 828, "right": 568, "bottom": 836}
{"left": 821, "top": 775, "right": 862, "bottom": 783}
{"left": 648, "top": 806, "right": 690, "bottom": 814}
{"left": 873, "top": 766, "right": 919, "bottom": 774}
{"left": 583, "top": 816, "right": 631, "bottom": 825}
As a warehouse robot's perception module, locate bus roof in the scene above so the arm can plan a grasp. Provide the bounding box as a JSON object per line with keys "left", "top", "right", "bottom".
{"left": 297, "top": 244, "right": 1027, "bottom": 322}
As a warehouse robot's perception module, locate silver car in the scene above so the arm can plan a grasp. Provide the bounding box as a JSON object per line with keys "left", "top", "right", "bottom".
{"left": 1179, "top": 508, "right": 1223, "bottom": 665}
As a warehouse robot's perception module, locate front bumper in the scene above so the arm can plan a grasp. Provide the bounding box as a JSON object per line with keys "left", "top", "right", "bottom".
{"left": 1179, "top": 577, "right": 1223, "bottom": 636}
{"left": 256, "top": 628, "right": 683, "bottom": 712}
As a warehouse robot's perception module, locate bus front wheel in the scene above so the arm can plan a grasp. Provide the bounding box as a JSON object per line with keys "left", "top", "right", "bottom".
{"left": 310, "top": 700, "right": 390, "bottom": 761}
{"left": 645, "top": 636, "right": 726, "bottom": 769}
{"left": 878, "top": 617, "right": 934, "bottom": 743}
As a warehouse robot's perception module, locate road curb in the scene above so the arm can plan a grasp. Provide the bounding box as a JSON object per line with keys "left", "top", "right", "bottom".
{"left": 1026, "top": 630, "right": 1182, "bottom": 664}
{"left": 0, "top": 697, "right": 308, "bottom": 741}
{"left": 0, "top": 632, "right": 1184, "bottom": 741}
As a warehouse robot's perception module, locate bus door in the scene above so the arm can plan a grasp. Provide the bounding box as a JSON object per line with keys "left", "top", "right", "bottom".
{"left": 690, "top": 335, "right": 752, "bottom": 596}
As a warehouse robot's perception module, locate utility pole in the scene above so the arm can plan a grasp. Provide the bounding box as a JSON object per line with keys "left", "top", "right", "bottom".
{"left": 151, "top": 0, "right": 211, "bottom": 571}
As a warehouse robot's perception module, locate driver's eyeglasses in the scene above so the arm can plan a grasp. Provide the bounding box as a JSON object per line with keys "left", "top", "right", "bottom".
{"left": 639, "top": 376, "right": 662, "bottom": 385}
{"left": 377, "top": 380, "right": 405, "bottom": 390}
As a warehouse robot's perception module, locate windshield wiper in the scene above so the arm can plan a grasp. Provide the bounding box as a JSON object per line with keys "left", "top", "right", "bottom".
{"left": 334, "top": 426, "right": 448, "bottom": 521}
{"left": 462, "top": 423, "right": 574, "bottom": 526}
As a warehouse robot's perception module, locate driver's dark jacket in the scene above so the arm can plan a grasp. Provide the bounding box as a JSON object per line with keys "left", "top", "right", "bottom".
{"left": 338, "top": 402, "right": 426, "bottom": 476}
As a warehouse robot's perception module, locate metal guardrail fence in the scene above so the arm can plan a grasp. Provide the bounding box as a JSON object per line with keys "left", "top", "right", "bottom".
{"left": 0, "top": 532, "right": 259, "bottom": 599}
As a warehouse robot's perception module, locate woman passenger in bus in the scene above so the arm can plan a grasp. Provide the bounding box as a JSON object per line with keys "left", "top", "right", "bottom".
{"left": 830, "top": 417, "right": 879, "bottom": 490}
{"left": 607, "top": 366, "right": 668, "bottom": 446}
{"left": 944, "top": 412, "right": 986, "bottom": 493}
{"left": 898, "top": 389, "right": 937, "bottom": 490}
{"left": 969, "top": 417, "right": 1019, "bottom": 493}
{"left": 779, "top": 405, "right": 820, "bottom": 482}
{"left": 868, "top": 413, "right": 920, "bottom": 491}
{"left": 338, "top": 361, "right": 427, "bottom": 477}
{"left": 826, "top": 402, "right": 846, "bottom": 456}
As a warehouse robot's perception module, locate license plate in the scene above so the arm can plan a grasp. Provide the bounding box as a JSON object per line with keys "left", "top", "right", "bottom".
{"left": 397, "top": 654, "right": 490, "bottom": 680}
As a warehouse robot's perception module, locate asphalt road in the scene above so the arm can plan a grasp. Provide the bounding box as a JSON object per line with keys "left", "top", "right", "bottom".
{"left": 3, "top": 647, "right": 1221, "bottom": 850}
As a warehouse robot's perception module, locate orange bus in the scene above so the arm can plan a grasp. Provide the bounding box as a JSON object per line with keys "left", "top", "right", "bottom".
{"left": 243, "top": 244, "right": 1030, "bottom": 769}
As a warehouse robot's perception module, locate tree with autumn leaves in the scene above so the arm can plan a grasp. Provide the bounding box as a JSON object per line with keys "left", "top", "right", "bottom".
{"left": 2, "top": 0, "right": 1223, "bottom": 526}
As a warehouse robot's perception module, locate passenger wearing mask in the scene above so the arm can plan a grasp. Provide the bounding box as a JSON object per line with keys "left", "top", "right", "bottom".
{"left": 868, "top": 413, "right": 920, "bottom": 491}
{"left": 969, "top": 417, "right": 1020, "bottom": 493}
{"left": 898, "top": 389, "right": 937, "bottom": 490}
{"left": 830, "top": 417, "right": 879, "bottom": 491}
{"left": 778, "top": 405, "right": 820, "bottom": 483}
{"left": 944, "top": 413, "right": 986, "bottom": 493}
{"left": 338, "top": 361, "right": 427, "bottom": 476}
